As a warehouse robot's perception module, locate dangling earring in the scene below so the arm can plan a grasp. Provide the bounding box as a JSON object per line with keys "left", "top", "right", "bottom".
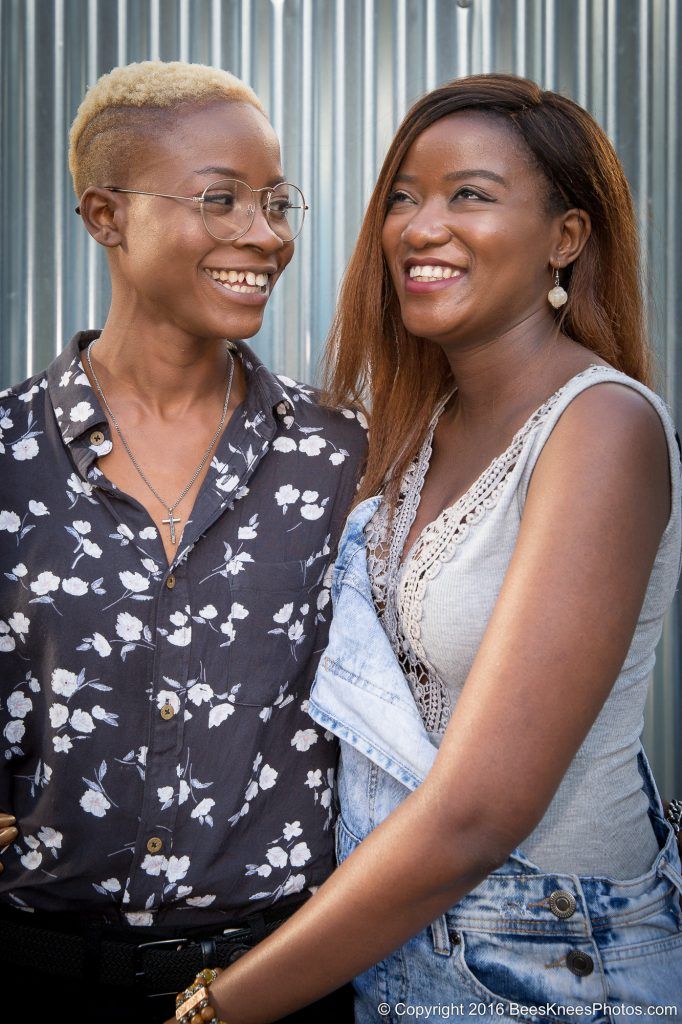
{"left": 548, "top": 264, "right": 568, "bottom": 309}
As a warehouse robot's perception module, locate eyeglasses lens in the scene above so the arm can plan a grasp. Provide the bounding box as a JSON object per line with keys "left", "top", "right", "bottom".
{"left": 201, "top": 180, "right": 305, "bottom": 242}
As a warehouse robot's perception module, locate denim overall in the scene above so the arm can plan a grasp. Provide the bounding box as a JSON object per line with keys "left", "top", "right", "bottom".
{"left": 309, "top": 497, "right": 682, "bottom": 1023}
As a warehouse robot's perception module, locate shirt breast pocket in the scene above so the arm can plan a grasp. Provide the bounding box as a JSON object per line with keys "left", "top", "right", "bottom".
{"left": 225, "top": 557, "right": 327, "bottom": 707}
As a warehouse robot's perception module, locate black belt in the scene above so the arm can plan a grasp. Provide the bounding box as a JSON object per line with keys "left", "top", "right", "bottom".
{"left": 0, "top": 897, "right": 307, "bottom": 995}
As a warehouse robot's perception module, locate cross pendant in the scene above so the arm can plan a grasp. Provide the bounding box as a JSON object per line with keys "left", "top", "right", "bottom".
{"left": 162, "top": 510, "right": 181, "bottom": 545}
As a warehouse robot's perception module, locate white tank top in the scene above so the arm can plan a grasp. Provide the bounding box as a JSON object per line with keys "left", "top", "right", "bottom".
{"left": 366, "top": 365, "right": 682, "bottom": 879}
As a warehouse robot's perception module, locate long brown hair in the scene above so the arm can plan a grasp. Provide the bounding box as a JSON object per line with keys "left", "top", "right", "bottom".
{"left": 322, "top": 74, "right": 651, "bottom": 504}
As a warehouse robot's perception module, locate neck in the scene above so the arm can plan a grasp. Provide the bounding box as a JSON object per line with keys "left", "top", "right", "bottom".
{"left": 86, "top": 312, "right": 242, "bottom": 420}
{"left": 441, "top": 310, "right": 567, "bottom": 421}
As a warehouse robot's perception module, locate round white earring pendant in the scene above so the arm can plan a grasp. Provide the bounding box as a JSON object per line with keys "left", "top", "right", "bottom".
{"left": 548, "top": 267, "right": 568, "bottom": 309}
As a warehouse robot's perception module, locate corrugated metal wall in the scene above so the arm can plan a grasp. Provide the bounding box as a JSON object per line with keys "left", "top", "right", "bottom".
{"left": 1, "top": 0, "right": 680, "bottom": 794}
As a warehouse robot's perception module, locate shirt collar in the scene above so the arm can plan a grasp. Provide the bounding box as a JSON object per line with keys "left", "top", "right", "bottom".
{"left": 46, "top": 331, "right": 298, "bottom": 455}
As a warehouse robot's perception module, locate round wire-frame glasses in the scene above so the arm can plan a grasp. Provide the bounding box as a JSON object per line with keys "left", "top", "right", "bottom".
{"left": 75, "top": 178, "right": 308, "bottom": 243}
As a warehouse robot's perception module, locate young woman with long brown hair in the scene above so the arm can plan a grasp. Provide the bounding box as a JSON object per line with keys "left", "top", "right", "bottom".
{"left": 159, "top": 73, "right": 682, "bottom": 1022}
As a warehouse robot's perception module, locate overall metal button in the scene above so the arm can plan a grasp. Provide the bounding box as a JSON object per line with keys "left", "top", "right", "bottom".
{"left": 146, "top": 836, "right": 163, "bottom": 854}
{"left": 166, "top": 574, "right": 176, "bottom": 590}
{"left": 549, "top": 889, "right": 576, "bottom": 919}
{"left": 566, "top": 950, "right": 594, "bottom": 976}
{"left": 89, "top": 430, "right": 105, "bottom": 446}
{"left": 160, "top": 704, "right": 175, "bottom": 721}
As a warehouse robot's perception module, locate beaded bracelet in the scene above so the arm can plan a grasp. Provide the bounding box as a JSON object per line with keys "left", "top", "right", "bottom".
{"left": 175, "top": 968, "right": 227, "bottom": 1024}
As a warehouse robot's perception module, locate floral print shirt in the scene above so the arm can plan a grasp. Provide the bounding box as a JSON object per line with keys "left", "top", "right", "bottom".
{"left": 0, "top": 331, "right": 367, "bottom": 929}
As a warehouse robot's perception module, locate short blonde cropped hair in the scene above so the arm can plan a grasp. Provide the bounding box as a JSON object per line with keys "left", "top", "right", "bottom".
{"left": 69, "top": 60, "right": 267, "bottom": 199}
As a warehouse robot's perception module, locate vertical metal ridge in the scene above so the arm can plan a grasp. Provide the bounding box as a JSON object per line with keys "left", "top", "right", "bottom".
{"left": 54, "top": 0, "right": 65, "bottom": 359}
{"left": 362, "top": 0, "right": 376, "bottom": 204}
{"left": 456, "top": 1, "right": 470, "bottom": 78}
{"left": 179, "top": 0, "right": 190, "bottom": 63}
{"left": 240, "top": 0, "right": 251, "bottom": 85}
{"left": 425, "top": 0, "right": 437, "bottom": 91}
{"left": 271, "top": 0, "right": 285, "bottom": 372}
{"left": 149, "top": 0, "right": 160, "bottom": 62}
{"left": 605, "top": 0, "right": 617, "bottom": 143}
{"left": 300, "top": 0, "right": 313, "bottom": 380}
{"left": 25, "top": 0, "right": 36, "bottom": 377}
{"left": 665, "top": 0, "right": 677, "bottom": 410}
{"left": 543, "top": 0, "right": 555, "bottom": 88}
{"left": 210, "top": 0, "right": 222, "bottom": 69}
{"left": 86, "top": 0, "right": 98, "bottom": 329}
{"left": 577, "top": 0, "right": 588, "bottom": 107}
{"left": 637, "top": 0, "right": 649, "bottom": 315}
{"left": 333, "top": 0, "right": 346, "bottom": 286}
{"left": 395, "top": 0, "right": 407, "bottom": 120}
{"left": 480, "top": 0, "right": 493, "bottom": 74}
{"left": 514, "top": 0, "right": 526, "bottom": 77}
{"left": 117, "top": 0, "right": 127, "bottom": 68}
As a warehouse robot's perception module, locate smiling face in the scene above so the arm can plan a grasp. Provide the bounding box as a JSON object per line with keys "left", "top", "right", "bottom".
{"left": 104, "top": 100, "right": 295, "bottom": 342}
{"left": 381, "top": 111, "right": 567, "bottom": 352}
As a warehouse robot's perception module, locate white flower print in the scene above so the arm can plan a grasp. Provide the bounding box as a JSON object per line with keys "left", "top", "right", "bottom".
{"left": 305, "top": 769, "right": 322, "bottom": 789}
{"left": 125, "top": 912, "right": 154, "bottom": 927}
{"left": 0, "top": 510, "right": 21, "bottom": 533}
{"left": 91, "top": 705, "right": 109, "bottom": 720}
{"left": 282, "top": 874, "right": 306, "bottom": 895}
{"left": 157, "top": 786, "right": 174, "bottom": 806}
{"left": 142, "top": 854, "right": 166, "bottom": 876}
{"left": 53, "top": 735, "right": 73, "bottom": 753}
{"left": 185, "top": 895, "right": 216, "bottom": 908}
{"left": 208, "top": 703, "right": 234, "bottom": 728}
{"left": 283, "top": 821, "right": 303, "bottom": 841}
{"left": 70, "top": 709, "right": 95, "bottom": 733}
{"left": 12, "top": 437, "right": 39, "bottom": 461}
{"left": 117, "top": 524, "right": 134, "bottom": 540}
{"left": 49, "top": 704, "right": 69, "bottom": 728}
{"left": 266, "top": 847, "right": 288, "bottom": 868}
{"left": 20, "top": 850, "right": 42, "bottom": 870}
{"left": 69, "top": 401, "right": 94, "bottom": 422}
{"left": 166, "top": 855, "right": 190, "bottom": 884}
{"left": 299, "top": 436, "right": 326, "bottom": 456}
{"left": 72, "top": 520, "right": 91, "bottom": 535}
{"left": 191, "top": 798, "right": 215, "bottom": 825}
{"left": 301, "top": 504, "right": 324, "bottom": 520}
{"left": 0, "top": 626, "right": 16, "bottom": 653}
{"left": 37, "top": 826, "right": 63, "bottom": 849}
{"left": 198, "top": 604, "right": 217, "bottom": 619}
{"left": 187, "top": 683, "right": 213, "bottom": 706}
{"left": 4, "top": 720, "right": 25, "bottom": 743}
{"left": 81, "top": 539, "right": 102, "bottom": 558}
{"left": 139, "top": 526, "right": 157, "bottom": 539}
{"left": 116, "top": 612, "right": 143, "bottom": 642}
{"left": 9, "top": 612, "right": 30, "bottom": 636}
{"left": 259, "top": 764, "right": 278, "bottom": 790}
{"left": 62, "top": 577, "right": 89, "bottom": 596}
{"left": 99, "top": 878, "right": 121, "bottom": 892}
{"left": 30, "top": 571, "right": 60, "bottom": 595}
{"left": 168, "top": 626, "right": 192, "bottom": 647}
{"left": 272, "top": 436, "right": 297, "bottom": 453}
{"left": 12, "top": 563, "right": 27, "bottom": 577}
{"left": 169, "top": 611, "right": 188, "bottom": 627}
{"left": 156, "top": 691, "right": 180, "bottom": 714}
{"left": 51, "top": 668, "right": 79, "bottom": 698}
{"left": 66, "top": 472, "right": 94, "bottom": 499}
{"left": 288, "top": 621, "right": 304, "bottom": 642}
{"left": 291, "top": 729, "right": 318, "bottom": 752}
{"left": 79, "top": 790, "right": 110, "bottom": 817}
{"left": 119, "top": 571, "right": 148, "bottom": 593}
{"left": 91, "top": 632, "right": 112, "bottom": 657}
{"left": 28, "top": 500, "right": 49, "bottom": 516}
{"left": 7, "top": 692, "right": 32, "bottom": 718}
{"left": 275, "top": 484, "right": 300, "bottom": 512}
{"left": 290, "top": 842, "right": 311, "bottom": 867}
{"left": 273, "top": 603, "right": 293, "bottom": 624}
{"left": 329, "top": 451, "right": 346, "bottom": 465}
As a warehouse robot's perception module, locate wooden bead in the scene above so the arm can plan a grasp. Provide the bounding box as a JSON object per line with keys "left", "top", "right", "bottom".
{"left": 201, "top": 1007, "right": 217, "bottom": 1021}
{"left": 191, "top": 1013, "right": 204, "bottom": 1024}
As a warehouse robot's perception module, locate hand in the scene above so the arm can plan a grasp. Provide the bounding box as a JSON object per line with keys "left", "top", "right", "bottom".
{"left": 0, "top": 812, "right": 18, "bottom": 873}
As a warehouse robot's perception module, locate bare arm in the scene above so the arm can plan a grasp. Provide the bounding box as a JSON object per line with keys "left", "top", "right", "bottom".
{"left": 176, "top": 384, "right": 671, "bottom": 1024}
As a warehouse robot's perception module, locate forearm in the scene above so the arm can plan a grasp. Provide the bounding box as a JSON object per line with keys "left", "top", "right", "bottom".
{"left": 205, "top": 784, "right": 503, "bottom": 1024}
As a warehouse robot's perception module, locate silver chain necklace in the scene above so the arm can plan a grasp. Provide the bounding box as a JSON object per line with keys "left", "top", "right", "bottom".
{"left": 85, "top": 339, "right": 235, "bottom": 546}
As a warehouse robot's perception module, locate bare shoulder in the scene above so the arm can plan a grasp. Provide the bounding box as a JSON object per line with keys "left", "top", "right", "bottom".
{"left": 530, "top": 379, "right": 671, "bottom": 534}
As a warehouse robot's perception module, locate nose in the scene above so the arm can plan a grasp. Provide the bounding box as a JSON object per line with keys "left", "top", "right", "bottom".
{"left": 399, "top": 199, "right": 453, "bottom": 249}
{"left": 234, "top": 198, "right": 286, "bottom": 253}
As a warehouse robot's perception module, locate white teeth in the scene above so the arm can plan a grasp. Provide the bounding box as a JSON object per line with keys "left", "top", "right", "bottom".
{"left": 408, "top": 264, "right": 461, "bottom": 280}
{"left": 204, "top": 268, "right": 271, "bottom": 293}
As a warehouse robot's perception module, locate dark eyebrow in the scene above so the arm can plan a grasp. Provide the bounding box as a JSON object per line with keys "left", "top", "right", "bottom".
{"left": 394, "top": 169, "right": 508, "bottom": 188}
{"left": 194, "top": 165, "right": 286, "bottom": 188}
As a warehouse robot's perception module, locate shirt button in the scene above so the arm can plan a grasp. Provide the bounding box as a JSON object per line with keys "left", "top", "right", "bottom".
{"left": 90, "top": 430, "right": 105, "bottom": 446}
{"left": 566, "top": 950, "right": 594, "bottom": 976}
{"left": 166, "top": 574, "right": 176, "bottom": 590}
{"left": 160, "top": 703, "right": 175, "bottom": 721}
{"left": 146, "top": 837, "right": 163, "bottom": 854}
{"left": 548, "top": 890, "right": 576, "bottom": 919}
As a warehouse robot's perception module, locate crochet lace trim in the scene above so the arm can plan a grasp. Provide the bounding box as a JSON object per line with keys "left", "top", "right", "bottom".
{"left": 367, "top": 365, "right": 610, "bottom": 734}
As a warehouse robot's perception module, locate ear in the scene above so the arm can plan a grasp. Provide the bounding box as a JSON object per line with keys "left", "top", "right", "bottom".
{"left": 550, "top": 207, "right": 592, "bottom": 268}
{"left": 76, "top": 187, "right": 125, "bottom": 248}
